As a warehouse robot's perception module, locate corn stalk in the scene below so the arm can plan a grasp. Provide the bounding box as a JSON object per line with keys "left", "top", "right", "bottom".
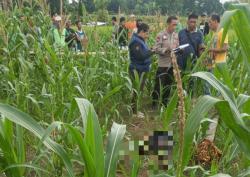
{"left": 171, "top": 52, "right": 186, "bottom": 177}
{"left": 60, "top": 0, "right": 63, "bottom": 17}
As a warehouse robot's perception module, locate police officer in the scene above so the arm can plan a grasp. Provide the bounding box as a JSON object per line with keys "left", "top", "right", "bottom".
{"left": 129, "top": 23, "right": 155, "bottom": 117}
{"left": 152, "top": 16, "right": 179, "bottom": 108}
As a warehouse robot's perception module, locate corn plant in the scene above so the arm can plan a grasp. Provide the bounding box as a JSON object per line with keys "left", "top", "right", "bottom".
{"left": 181, "top": 71, "right": 250, "bottom": 171}
{"left": 0, "top": 97, "right": 127, "bottom": 177}
{"left": 160, "top": 3, "right": 250, "bottom": 176}
{"left": 0, "top": 103, "right": 75, "bottom": 176}
{"left": 67, "top": 98, "right": 126, "bottom": 177}
{"left": 1, "top": 2, "right": 250, "bottom": 177}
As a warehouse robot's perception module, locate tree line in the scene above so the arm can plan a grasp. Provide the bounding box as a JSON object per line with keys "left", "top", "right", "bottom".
{"left": 70, "top": 0, "right": 224, "bottom": 15}
{"left": 0, "top": 0, "right": 244, "bottom": 18}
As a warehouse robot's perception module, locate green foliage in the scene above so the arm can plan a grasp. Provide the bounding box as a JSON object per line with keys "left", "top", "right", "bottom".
{"left": 75, "top": 98, "right": 105, "bottom": 177}
{"left": 180, "top": 71, "right": 250, "bottom": 175}
{"left": 97, "top": 9, "right": 109, "bottom": 22}
{"left": 182, "top": 95, "right": 221, "bottom": 170}
{"left": 193, "top": 72, "right": 250, "bottom": 158}
{"left": 62, "top": 0, "right": 225, "bottom": 17}
{"left": 1, "top": 2, "right": 250, "bottom": 177}
{"left": 0, "top": 103, "right": 75, "bottom": 177}
{"left": 161, "top": 90, "right": 178, "bottom": 130}
{"left": 220, "top": 4, "right": 250, "bottom": 65}
{"left": 78, "top": 1, "right": 87, "bottom": 18}
{"left": 104, "top": 122, "right": 126, "bottom": 177}
{"left": 0, "top": 98, "right": 126, "bottom": 177}
{"left": 179, "top": 3, "right": 250, "bottom": 175}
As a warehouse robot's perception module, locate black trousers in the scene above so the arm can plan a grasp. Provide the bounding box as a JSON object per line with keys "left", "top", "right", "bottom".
{"left": 152, "top": 67, "right": 174, "bottom": 106}
{"left": 129, "top": 69, "right": 147, "bottom": 114}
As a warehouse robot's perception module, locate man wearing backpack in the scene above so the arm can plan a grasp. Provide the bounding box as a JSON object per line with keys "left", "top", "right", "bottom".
{"left": 178, "top": 14, "right": 205, "bottom": 71}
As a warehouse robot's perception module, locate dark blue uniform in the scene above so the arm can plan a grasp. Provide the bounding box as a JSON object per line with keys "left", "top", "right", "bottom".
{"left": 128, "top": 33, "right": 154, "bottom": 113}
{"left": 129, "top": 34, "right": 153, "bottom": 73}
{"left": 178, "top": 29, "right": 203, "bottom": 70}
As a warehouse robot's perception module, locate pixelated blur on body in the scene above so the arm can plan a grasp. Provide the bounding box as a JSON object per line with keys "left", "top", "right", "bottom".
{"left": 119, "top": 131, "right": 173, "bottom": 175}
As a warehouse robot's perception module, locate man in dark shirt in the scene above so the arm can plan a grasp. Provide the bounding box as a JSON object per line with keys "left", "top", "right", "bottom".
{"left": 199, "top": 13, "right": 210, "bottom": 36}
{"left": 178, "top": 13, "right": 205, "bottom": 70}
{"left": 129, "top": 23, "right": 155, "bottom": 117}
{"left": 116, "top": 17, "right": 129, "bottom": 48}
{"left": 65, "top": 20, "right": 76, "bottom": 50}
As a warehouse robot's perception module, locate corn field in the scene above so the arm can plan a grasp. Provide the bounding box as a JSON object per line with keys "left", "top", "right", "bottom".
{"left": 1, "top": 2, "right": 250, "bottom": 177}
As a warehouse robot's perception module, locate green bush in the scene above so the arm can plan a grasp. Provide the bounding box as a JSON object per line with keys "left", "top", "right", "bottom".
{"left": 97, "top": 9, "right": 109, "bottom": 22}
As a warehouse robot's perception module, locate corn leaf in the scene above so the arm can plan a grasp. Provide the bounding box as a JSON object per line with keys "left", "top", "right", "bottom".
{"left": 182, "top": 95, "right": 221, "bottom": 170}
{"left": 192, "top": 72, "right": 242, "bottom": 122}
{"left": 162, "top": 90, "right": 178, "bottom": 130}
{"left": 236, "top": 94, "right": 250, "bottom": 110}
{"left": 66, "top": 124, "right": 96, "bottom": 177}
{"left": 105, "top": 122, "right": 126, "bottom": 177}
{"left": 220, "top": 7, "right": 250, "bottom": 65}
{"left": 2, "top": 163, "right": 53, "bottom": 176}
{"left": 0, "top": 132, "right": 21, "bottom": 177}
{"left": 99, "top": 85, "right": 123, "bottom": 105}
{"left": 0, "top": 103, "right": 75, "bottom": 177}
{"left": 75, "top": 98, "right": 104, "bottom": 177}
{"left": 213, "top": 63, "right": 234, "bottom": 93}
{"left": 231, "top": 3, "right": 250, "bottom": 21}
{"left": 215, "top": 101, "right": 250, "bottom": 158}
